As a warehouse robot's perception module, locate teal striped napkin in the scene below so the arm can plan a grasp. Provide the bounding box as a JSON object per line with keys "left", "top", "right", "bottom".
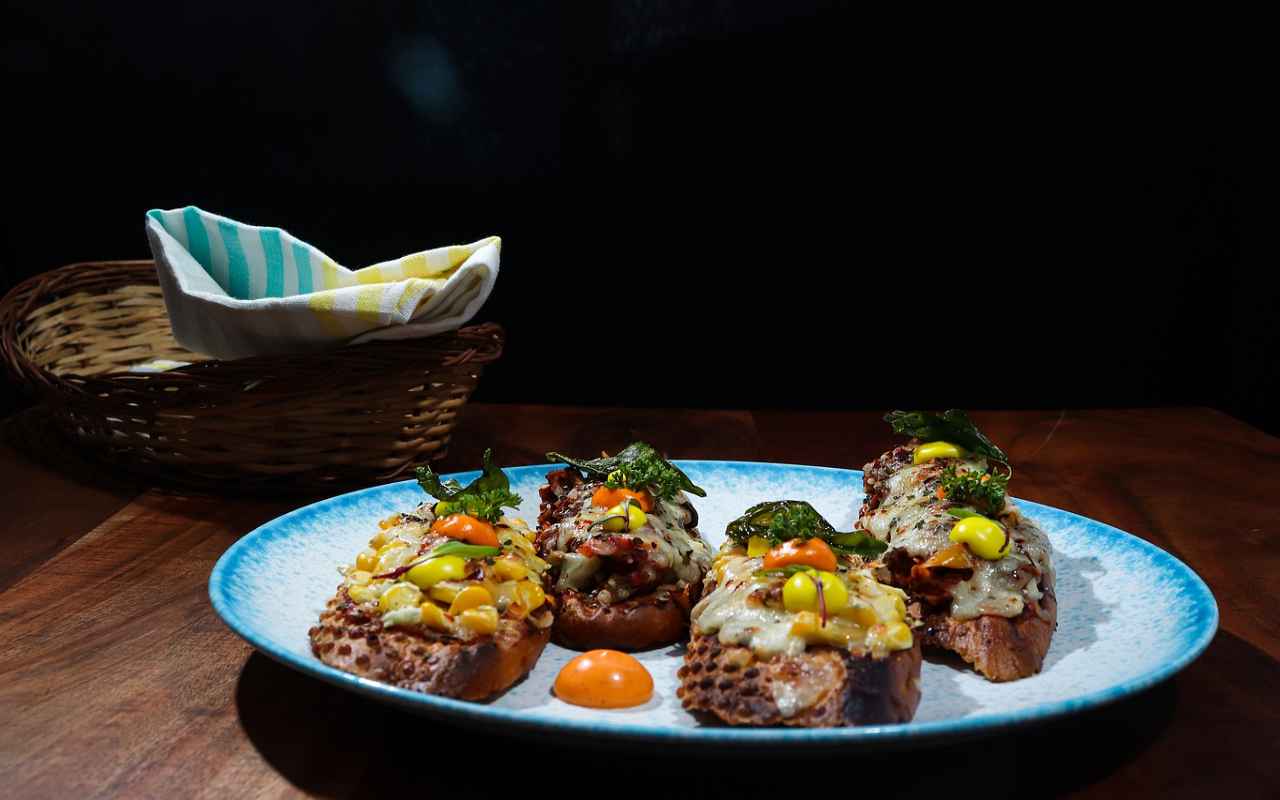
{"left": 145, "top": 207, "right": 500, "bottom": 359}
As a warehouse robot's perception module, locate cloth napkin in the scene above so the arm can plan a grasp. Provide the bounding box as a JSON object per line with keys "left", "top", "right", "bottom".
{"left": 145, "top": 206, "right": 500, "bottom": 360}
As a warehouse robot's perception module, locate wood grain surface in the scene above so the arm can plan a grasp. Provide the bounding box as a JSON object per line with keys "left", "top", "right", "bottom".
{"left": 1, "top": 405, "right": 1277, "bottom": 798}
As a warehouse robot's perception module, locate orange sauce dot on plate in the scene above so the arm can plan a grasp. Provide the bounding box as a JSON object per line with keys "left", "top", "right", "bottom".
{"left": 554, "top": 649, "right": 654, "bottom": 709}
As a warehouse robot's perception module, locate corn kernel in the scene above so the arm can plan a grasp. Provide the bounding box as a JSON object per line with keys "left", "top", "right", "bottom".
{"left": 872, "top": 593, "right": 907, "bottom": 623}
{"left": 449, "top": 585, "right": 494, "bottom": 615}
{"left": 346, "top": 570, "right": 373, "bottom": 587}
{"left": 790, "top": 611, "right": 821, "bottom": 637}
{"left": 837, "top": 599, "right": 879, "bottom": 627}
{"left": 429, "top": 583, "right": 462, "bottom": 604}
{"left": 458, "top": 605, "right": 499, "bottom": 635}
{"left": 492, "top": 556, "right": 528, "bottom": 581}
{"left": 419, "top": 602, "right": 451, "bottom": 631}
{"left": 882, "top": 621, "right": 913, "bottom": 650}
{"left": 379, "top": 513, "right": 402, "bottom": 530}
{"left": 348, "top": 583, "right": 381, "bottom": 604}
{"left": 379, "top": 582, "right": 423, "bottom": 613}
{"left": 354, "top": 549, "right": 377, "bottom": 573}
{"left": 516, "top": 580, "right": 546, "bottom": 612}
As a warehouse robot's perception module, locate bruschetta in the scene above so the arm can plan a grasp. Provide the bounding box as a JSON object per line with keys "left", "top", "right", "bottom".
{"left": 308, "top": 451, "right": 553, "bottom": 700}
{"left": 678, "top": 501, "right": 922, "bottom": 726}
{"left": 858, "top": 410, "right": 1057, "bottom": 681}
{"left": 536, "top": 442, "right": 713, "bottom": 651}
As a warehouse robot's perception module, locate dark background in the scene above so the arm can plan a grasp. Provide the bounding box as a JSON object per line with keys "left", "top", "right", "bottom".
{"left": 3, "top": 3, "right": 1272, "bottom": 432}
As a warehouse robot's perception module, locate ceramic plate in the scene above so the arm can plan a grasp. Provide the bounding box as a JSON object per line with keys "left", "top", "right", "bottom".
{"left": 210, "top": 461, "right": 1217, "bottom": 746}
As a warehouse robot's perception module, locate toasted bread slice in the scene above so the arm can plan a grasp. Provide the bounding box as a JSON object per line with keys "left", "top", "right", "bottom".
{"left": 917, "top": 585, "right": 1057, "bottom": 682}
{"left": 677, "top": 634, "right": 922, "bottom": 727}
{"left": 552, "top": 582, "right": 698, "bottom": 652}
{"left": 309, "top": 589, "right": 549, "bottom": 701}
{"left": 536, "top": 465, "right": 711, "bottom": 651}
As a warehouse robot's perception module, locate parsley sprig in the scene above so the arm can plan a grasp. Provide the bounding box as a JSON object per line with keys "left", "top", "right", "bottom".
{"left": 546, "top": 442, "right": 705, "bottom": 500}
{"left": 414, "top": 449, "right": 521, "bottom": 524}
{"left": 939, "top": 465, "right": 1008, "bottom": 516}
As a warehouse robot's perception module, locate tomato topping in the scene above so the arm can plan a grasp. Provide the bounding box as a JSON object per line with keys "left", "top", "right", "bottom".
{"left": 591, "top": 486, "right": 654, "bottom": 512}
{"left": 763, "top": 537, "right": 837, "bottom": 572}
{"left": 430, "top": 513, "right": 499, "bottom": 547}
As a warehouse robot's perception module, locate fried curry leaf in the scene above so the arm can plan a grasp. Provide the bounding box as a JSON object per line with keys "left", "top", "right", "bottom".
{"left": 725, "top": 501, "right": 887, "bottom": 558}
{"left": 414, "top": 449, "right": 521, "bottom": 523}
{"left": 884, "top": 409, "right": 1009, "bottom": 464}
{"left": 545, "top": 441, "right": 706, "bottom": 500}
{"left": 725, "top": 500, "right": 835, "bottom": 546}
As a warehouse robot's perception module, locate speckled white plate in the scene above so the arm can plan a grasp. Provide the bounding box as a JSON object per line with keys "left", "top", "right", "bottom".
{"left": 209, "top": 461, "right": 1217, "bottom": 747}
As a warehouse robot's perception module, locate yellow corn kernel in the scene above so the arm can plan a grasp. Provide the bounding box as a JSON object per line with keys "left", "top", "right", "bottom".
{"left": 836, "top": 599, "right": 879, "bottom": 627}
{"left": 379, "top": 513, "right": 402, "bottom": 530}
{"left": 449, "top": 585, "right": 494, "bottom": 615}
{"left": 883, "top": 621, "right": 913, "bottom": 650}
{"left": 429, "top": 583, "right": 462, "bottom": 604}
{"left": 747, "top": 536, "right": 771, "bottom": 558}
{"left": 872, "top": 592, "right": 907, "bottom": 623}
{"left": 601, "top": 502, "right": 647, "bottom": 532}
{"left": 789, "top": 610, "right": 822, "bottom": 637}
{"left": 346, "top": 570, "right": 373, "bottom": 587}
{"left": 406, "top": 555, "right": 468, "bottom": 589}
{"left": 516, "top": 580, "right": 546, "bottom": 611}
{"left": 378, "top": 582, "right": 423, "bottom": 613}
{"left": 868, "top": 621, "right": 913, "bottom": 651}
{"left": 913, "top": 441, "right": 965, "bottom": 464}
{"left": 949, "top": 515, "right": 1011, "bottom": 560}
{"left": 368, "top": 530, "right": 388, "bottom": 550}
{"left": 816, "top": 620, "right": 864, "bottom": 649}
{"left": 348, "top": 582, "right": 384, "bottom": 604}
{"left": 458, "top": 605, "right": 499, "bottom": 635}
{"left": 492, "top": 555, "right": 528, "bottom": 581}
{"left": 354, "top": 549, "right": 377, "bottom": 573}
{"left": 419, "top": 601, "right": 451, "bottom": 631}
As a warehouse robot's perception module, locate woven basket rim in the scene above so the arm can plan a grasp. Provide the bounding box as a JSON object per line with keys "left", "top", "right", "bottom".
{"left": 0, "top": 260, "right": 504, "bottom": 396}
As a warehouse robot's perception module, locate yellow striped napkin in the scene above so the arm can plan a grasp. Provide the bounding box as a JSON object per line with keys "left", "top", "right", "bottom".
{"left": 145, "top": 207, "right": 500, "bottom": 359}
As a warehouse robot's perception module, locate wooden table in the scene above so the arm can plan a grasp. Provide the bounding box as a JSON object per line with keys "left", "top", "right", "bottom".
{"left": 2, "top": 405, "right": 1277, "bottom": 798}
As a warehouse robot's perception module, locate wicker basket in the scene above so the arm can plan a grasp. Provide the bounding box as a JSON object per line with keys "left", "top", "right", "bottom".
{"left": 0, "top": 260, "right": 503, "bottom": 491}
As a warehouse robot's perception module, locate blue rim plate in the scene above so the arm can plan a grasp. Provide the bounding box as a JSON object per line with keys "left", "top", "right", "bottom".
{"left": 210, "top": 461, "right": 1217, "bottom": 746}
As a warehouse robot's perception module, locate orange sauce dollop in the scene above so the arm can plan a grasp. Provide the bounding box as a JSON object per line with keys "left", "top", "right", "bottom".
{"left": 554, "top": 650, "right": 654, "bottom": 709}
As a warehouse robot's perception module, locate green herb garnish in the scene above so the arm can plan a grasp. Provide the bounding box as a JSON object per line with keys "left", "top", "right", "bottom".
{"left": 828, "top": 531, "right": 889, "bottom": 559}
{"left": 939, "top": 465, "right": 1009, "bottom": 516}
{"left": 884, "top": 409, "right": 1009, "bottom": 464}
{"left": 726, "top": 500, "right": 834, "bottom": 546}
{"left": 752, "top": 564, "right": 813, "bottom": 579}
{"left": 426, "top": 540, "right": 503, "bottom": 560}
{"left": 726, "top": 500, "right": 888, "bottom": 559}
{"left": 415, "top": 449, "right": 521, "bottom": 524}
{"left": 546, "top": 442, "right": 705, "bottom": 500}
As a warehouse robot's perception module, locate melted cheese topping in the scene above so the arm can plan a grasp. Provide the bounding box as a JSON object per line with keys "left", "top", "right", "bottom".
{"left": 859, "top": 457, "right": 1054, "bottom": 620}
{"left": 691, "top": 550, "right": 913, "bottom": 659}
{"left": 546, "top": 486, "right": 712, "bottom": 599}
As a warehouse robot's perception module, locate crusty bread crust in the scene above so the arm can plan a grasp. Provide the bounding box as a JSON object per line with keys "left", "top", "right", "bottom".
{"left": 309, "top": 590, "right": 550, "bottom": 701}
{"left": 920, "top": 585, "right": 1057, "bottom": 682}
{"left": 552, "top": 581, "right": 699, "bottom": 651}
{"left": 676, "top": 634, "right": 922, "bottom": 727}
